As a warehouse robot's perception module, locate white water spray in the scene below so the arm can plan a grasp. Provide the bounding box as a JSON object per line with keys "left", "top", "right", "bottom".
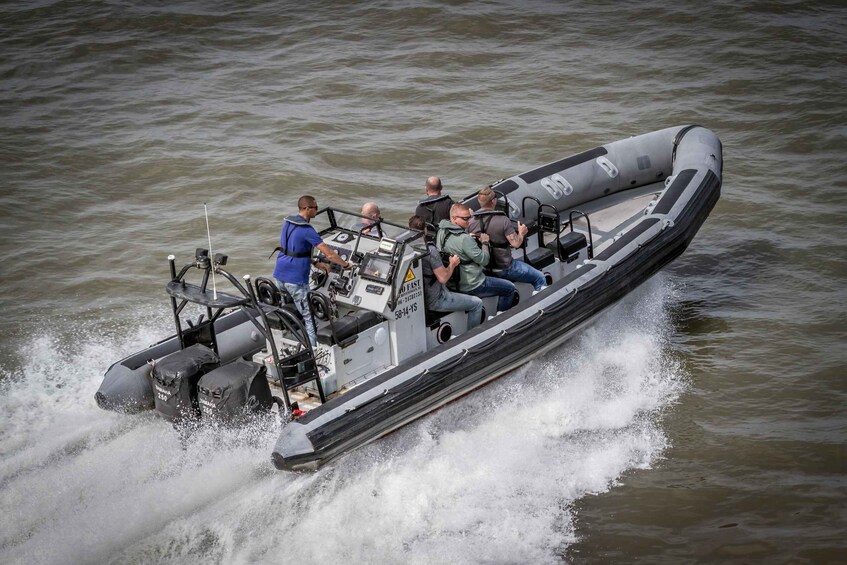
{"left": 0, "top": 278, "right": 685, "bottom": 564}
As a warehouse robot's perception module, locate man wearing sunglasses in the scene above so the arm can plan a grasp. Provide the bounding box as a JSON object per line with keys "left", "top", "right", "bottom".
{"left": 436, "top": 203, "right": 516, "bottom": 314}
{"left": 273, "top": 195, "right": 352, "bottom": 346}
{"left": 409, "top": 215, "right": 484, "bottom": 330}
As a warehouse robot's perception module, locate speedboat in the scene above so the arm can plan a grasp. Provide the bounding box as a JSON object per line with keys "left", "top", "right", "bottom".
{"left": 95, "top": 125, "right": 722, "bottom": 471}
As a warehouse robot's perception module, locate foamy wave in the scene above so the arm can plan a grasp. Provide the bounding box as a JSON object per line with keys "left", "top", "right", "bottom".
{"left": 0, "top": 277, "right": 685, "bottom": 564}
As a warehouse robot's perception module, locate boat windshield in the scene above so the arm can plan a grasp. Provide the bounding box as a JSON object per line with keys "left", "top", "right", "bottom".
{"left": 312, "top": 207, "right": 419, "bottom": 243}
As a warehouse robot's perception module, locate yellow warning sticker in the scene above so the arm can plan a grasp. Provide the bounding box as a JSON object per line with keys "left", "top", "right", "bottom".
{"left": 404, "top": 268, "right": 415, "bottom": 283}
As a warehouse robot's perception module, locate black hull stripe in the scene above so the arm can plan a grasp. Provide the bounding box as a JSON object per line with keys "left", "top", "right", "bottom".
{"left": 653, "top": 169, "right": 696, "bottom": 215}
{"left": 594, "top": 217, "right": 661, "bottom": 262}
{"left": 519, "top": 147, "right": 608, "bottom": 185}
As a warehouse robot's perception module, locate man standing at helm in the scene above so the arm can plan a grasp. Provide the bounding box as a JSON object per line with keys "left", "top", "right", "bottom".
{"left": 273, "top": 195, "right": 352, "bottom": 346}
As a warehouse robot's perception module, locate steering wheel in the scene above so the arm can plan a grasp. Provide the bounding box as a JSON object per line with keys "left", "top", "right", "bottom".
{"left": 310, "top": 263, "right": 328, "bottom": 290}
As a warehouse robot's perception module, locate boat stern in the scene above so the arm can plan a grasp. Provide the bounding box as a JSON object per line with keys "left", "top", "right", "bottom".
{"left": 95, "top": 362, "right": 155, "bottom": 413}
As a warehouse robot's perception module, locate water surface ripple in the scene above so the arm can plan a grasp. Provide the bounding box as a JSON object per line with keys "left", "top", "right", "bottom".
{"left": 1, "top": 1, "right": 845, "bottom": 563}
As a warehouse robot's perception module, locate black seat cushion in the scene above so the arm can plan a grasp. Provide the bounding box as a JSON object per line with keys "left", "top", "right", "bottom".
{"left": 525, "top": 247, "right": 555, "bottom": 270}
{"left": 317, "top": 309, "right": 383, "bottom": 346}
{"left": 546, "top": 232, "right": 587, "bottom": 262}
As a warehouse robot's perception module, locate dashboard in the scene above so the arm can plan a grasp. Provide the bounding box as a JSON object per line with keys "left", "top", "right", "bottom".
{"left": 314, "top": 230, "right": 405, "bottom": 313}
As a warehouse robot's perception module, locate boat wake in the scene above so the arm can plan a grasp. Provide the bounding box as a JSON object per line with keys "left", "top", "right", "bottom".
{"left": 0, "top": 276, "right": 685, "bottom": 564}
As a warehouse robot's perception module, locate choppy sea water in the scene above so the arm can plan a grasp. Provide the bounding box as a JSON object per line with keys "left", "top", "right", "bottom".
{"left": 1, "top": 1, "right": 845, "bottom": 563}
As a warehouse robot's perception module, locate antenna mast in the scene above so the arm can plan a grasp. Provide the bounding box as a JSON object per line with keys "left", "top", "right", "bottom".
{"left": 204, "top": 202, "right": 217, "bottom": 300}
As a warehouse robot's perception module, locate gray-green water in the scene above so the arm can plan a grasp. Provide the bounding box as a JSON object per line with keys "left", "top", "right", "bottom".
{"left": 1, "top": 1, "right": 845, "bottom": 563}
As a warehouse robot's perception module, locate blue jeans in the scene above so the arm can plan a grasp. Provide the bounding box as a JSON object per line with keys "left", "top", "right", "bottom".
{"left": 429, "top": 288, "right": 484, "bottom": 330}
{"left": 275, "top": 279, "right": 316, "bottom": 346}
{"left": 495, "top": 259, "right": 546, "bottom": 291}
{"left": 467, "top": 276, "right": 516, "bottom": 313}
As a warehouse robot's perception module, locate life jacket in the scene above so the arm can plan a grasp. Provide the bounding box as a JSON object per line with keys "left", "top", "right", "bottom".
{"left": 436, "top": 228, "right": 474, "bottom": 289}
{"left": 417, "top": 194, "right": 454, "bottom": 227}
{"left": 421, "top": 242, "right": 444, "bottom": 288}
{"left": 420, "top": 241, "right": 460, "bottom": 291}
{"left": 268, "top": 215, "right": 311, "bottom": 259}
{"left": 472, "top": 210, "right": 512, "bottom": 271}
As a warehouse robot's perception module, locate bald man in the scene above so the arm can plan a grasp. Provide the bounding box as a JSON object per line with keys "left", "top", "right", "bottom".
{"left": 353, "top": 202, "right": 381, "bottom": 234}
{"left": 414, "top": 176, "right": 454, "bottom": 227}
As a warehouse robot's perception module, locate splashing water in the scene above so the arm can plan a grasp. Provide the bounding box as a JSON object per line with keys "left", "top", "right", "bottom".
{"left": 0, "top": 276, "right": 685, "bottom": 564}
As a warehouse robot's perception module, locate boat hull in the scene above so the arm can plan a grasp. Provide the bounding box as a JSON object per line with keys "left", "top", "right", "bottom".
{"left": 271, "top": 125, "right": 722, "bottom": 470}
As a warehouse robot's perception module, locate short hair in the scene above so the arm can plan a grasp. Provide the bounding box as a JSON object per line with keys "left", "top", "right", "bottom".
{"left": 478, "top": 185, "right": 496, "bottom": 207}
{"left": 298, "top": 195, "right": 317, "bottom": 210}
{"left": 408, "top": 215, "right": 425, "bottom": 230}
{"left": 449, "top": 203, "right": 470, "bottom": 218}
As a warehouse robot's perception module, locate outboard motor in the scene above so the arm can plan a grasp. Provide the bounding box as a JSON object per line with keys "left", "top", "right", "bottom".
{"left": 152, "top": 344, "right": 220, "bottom": 422}
{"left": 197, "top": 360, "right": 274, "bottom": 422}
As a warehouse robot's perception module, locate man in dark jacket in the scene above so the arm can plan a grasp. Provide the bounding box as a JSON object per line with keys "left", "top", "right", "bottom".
{"left": 415, "top": 176, "right": 454, "bottom": 228}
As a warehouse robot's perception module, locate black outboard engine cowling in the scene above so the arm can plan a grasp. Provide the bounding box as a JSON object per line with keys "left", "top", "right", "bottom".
{"left": 152, "top": 344, "right": 220, "bottom": 422}
{"left": 198, "top": 360, "right": 273, "bottom": 422}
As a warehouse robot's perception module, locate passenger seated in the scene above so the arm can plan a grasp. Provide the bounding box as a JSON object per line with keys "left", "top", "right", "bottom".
{"left": 468, "top": 186, "right": 546, "bottom": 293}
{"left": 409, "top": 215, "right": 483, "bottom": 330}
{"left": 352, "top": 202, "right": 381, "bottom": 234}
{"left": 437, "top": 204, "right": 516, "bottom": 314}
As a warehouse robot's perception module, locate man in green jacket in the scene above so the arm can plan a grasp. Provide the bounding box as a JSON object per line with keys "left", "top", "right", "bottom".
{"left": 436, "top": 203, "right": 516, "bottom": 314}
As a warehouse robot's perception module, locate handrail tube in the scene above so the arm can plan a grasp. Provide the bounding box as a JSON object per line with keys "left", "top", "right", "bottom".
{"left": 199, "top": 267, "right": 210, "bottom": 294}
{"left": 269, "top": 306, "right": 325, "bottom": 403}
{"left": 174, "top": 263, "right": 194, "bottom": 282}
{"left": 245, "top": 278, "right": 292, "bottom": 413}
{"left": 215, "top": 267, "right": 251, "bottom": 296}
{"left": 568, "top": 210, "right": 594, "bottom": 259}
{"left": 168, "top": 256, "right": 185, "bottom": 349}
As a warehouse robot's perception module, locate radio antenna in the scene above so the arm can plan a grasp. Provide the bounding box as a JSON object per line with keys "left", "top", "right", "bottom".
{"left": 204, "top": 202, "right": 217, "bottom": 300}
